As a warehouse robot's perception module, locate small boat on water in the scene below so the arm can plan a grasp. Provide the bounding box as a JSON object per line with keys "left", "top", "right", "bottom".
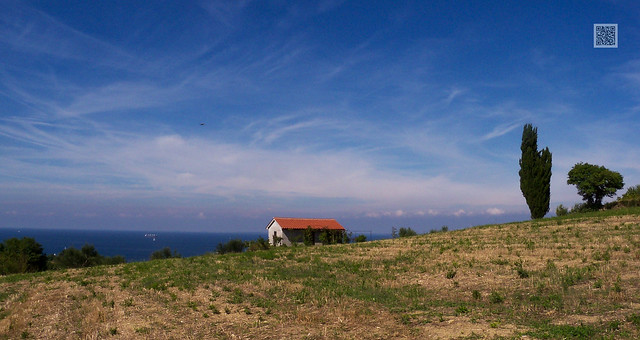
{"left": 144, "top": 233, "right": 157, "bottom": 241}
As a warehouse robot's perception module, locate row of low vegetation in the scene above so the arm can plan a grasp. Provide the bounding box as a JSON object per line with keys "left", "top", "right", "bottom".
{"left": 217, "top": 229, "right": 371, "bottom": 255}
{"left": 391, "top": 225, "right": 449, "bottom": 238}
{"left": 0, "top": 238, "right": 191, "bottom": 275}
{"left": 556, "top": 184, "right": 640, "bottom": 217}
{"left": 0, "top": 238, "right": 126, "bottom": 275}
{"left": 0, "top": 230, "right": 373, "bottom": 275}
{"left": 271, "top": 227, "right": 357, "bottom": 247}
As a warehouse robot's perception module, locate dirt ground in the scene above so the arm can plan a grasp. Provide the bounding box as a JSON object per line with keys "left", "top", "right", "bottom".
{"left": 2, "top": 213, "right": 640, "bottom": 339}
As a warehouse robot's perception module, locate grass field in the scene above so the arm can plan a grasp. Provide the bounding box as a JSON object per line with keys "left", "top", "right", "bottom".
{"left": 2, "top": 208, "right": 640, "bottom": 339}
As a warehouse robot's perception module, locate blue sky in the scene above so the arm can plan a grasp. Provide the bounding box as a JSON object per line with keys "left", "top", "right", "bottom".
{"left": 1, "top": 1, "right": 639, "bottom": 233}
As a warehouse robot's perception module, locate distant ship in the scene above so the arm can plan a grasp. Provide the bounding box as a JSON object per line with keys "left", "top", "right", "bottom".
{"left": 144, "top": 233, "right": 157, "bottom": 241}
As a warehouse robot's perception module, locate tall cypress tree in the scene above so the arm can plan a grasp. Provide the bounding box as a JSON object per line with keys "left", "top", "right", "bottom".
{"left": 519, "top": 124, "right": 552, "bottom": 219}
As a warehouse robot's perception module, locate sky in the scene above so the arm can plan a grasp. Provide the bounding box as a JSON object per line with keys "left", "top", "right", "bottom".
{"left": 1, "top": 1, "right": 639, "bottom": 233}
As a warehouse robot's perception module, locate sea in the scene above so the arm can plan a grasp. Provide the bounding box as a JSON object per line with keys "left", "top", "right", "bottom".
{"left": 0, "top": 228, "right": 389, "bottom": 263}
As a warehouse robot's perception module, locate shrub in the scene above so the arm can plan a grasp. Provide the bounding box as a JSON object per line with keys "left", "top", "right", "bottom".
{"left": 303, "top": 227, "right": 314, "bottom": 246}
{"left": 50, "top": 244, "right": 125, "bottom": 269}
{"left": 103, "top": 255, "right": 126, "bottom": 265}
{"left": 216, "top": 239, "right": 245, "bottom": 254}
{"left": 622, "top": 184, "right": 640, "bottom": 201}
{"left": 570, "top": 203, "right": 593, "bottom": 214}
{"left": 608, "top": 184, "right": 640, "bottom": 209}
{"left": 0, "top": 237, "right": 47, "bottom": 275}
{"left": 150, "top": 247, "right": 181, "bottom": 260}
{"left": 555, "top": 204, "right": 568, "bottom": 216}
{"left": 353, "top": 235, "right": 367, "bottom": 243}
{"left": 317, "top": 228, "right": 347, "bottom": 245}
{"left": 271, "top": 234, "right": 283, "bottom": 246}
{"left": 398, "top": 227, "right": 417, "bottom": 237}
{"left": 246, "top": 237, "right": 270, "bottom": 251}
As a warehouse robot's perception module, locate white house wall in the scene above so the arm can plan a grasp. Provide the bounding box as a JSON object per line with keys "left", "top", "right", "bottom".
{"left": 267, "top": 220, "right": 297, "bottom": 246}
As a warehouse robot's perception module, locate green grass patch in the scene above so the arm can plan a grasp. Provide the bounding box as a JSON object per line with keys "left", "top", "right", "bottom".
{"left": 524, "top": 321, "right": 597, "bottom": 339}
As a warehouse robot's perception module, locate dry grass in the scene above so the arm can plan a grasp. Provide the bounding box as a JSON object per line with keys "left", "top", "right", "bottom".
{"left": 2, "top": 209, "right": 640, "bottom": 339}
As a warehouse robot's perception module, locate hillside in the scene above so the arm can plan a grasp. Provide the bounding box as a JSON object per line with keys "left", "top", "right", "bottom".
{"left": 2, "top": 209, "right": 640, "bottom": 339}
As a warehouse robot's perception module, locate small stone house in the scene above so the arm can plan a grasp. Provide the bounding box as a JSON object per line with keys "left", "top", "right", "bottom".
{"left": 265, "top": 217, "right": 346, "bottom": 246}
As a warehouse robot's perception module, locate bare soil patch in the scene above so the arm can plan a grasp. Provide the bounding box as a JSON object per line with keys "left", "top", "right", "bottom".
{"left": 2, "top": 211, "right": 640, "bottom": 339}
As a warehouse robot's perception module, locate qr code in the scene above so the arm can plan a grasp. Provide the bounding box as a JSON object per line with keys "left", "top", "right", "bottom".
{"left": 594, "top": 24, "right": 617, "bottom": 48}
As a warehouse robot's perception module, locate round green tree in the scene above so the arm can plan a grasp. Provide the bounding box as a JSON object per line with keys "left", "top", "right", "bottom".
{"left": 567, "top": 163, "right": 624, "bottom": 209}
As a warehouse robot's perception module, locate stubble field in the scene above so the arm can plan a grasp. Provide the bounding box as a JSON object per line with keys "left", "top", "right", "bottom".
{"left": 2, "top": 208, "right": 640, "bottom": 339}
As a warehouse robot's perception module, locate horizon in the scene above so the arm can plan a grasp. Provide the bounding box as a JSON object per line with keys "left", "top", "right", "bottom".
{"left": 1, "top": 1, "right": 639, "bottom": 233}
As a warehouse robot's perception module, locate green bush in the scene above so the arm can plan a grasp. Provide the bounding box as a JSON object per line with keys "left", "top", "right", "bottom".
{"left": 319, "top": 229, "right": 330, "bottom": 244}
{"left": 622, "top": 185, "right": 640, "bottom": 201}
{"left": 216, "top": 239, "right": 245, "bottom": 254}
{"left": 317, "top": 228, "right": 347, "bottom": 245}
{"left": 353, "top": 235, "right": 367, "bottom": 243}
{"left": 150, "top": 247, "right": 181, "bottom": 260}
{"left": 570, "top": 203, "right": 593, "bottom": 214}
{"left": 0, "top": 237, "right": 47, "bottom": 275}
{"left": 246, "top": 237, "right": 270, "bottom": 251}
{"left": 303, "top": 227, "right": 314, "bottom": 246}
{"left": 398, "top": 227, "right": 417, "bottom": 237}
{"left": 555, "top": 204, "right": 568, "bottom": 216}
{"left": 50, "top": 244, "right": 125, "bottom": 269}
{"left": 606, "top": 184, "right": 640, "bottom": 209}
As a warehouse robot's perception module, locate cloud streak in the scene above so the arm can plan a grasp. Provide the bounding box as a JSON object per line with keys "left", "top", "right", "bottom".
{"left": 481, "top": 122, "right": 522, "bottom": 141}
{"left": 0, "top": 115, "right": 525, "bottom": 217}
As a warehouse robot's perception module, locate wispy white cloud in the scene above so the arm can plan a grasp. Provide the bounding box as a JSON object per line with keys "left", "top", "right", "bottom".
{"left": 485, "top": 207, "right": 505, "bottom": 215}
{"left": 0, "top": 2, "right": 136, "bottom": 69}
{"left": 56, "top": 82, "right": 191, "bottom": 118}
{"left": 0, "top": 114, "right": 526, "bottom": 214}
{"left": 481, "top": 122, "right": 522, "bottom": 141}
{"left": 249, "top": 115, "right": 341, "bottom": 145}
{"left": 199, "top": 1, "right": 251, "bottom": 28}
{"left": 453, "top": 209, "right": 467, "bottom": 217}
{"left": 444, "top": 87, "right": 465, "bottom": 105}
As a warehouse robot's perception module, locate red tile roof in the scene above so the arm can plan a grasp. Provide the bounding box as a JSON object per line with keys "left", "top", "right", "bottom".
{"left": 268, "top": 217, "right": 345, "bottom": 230}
